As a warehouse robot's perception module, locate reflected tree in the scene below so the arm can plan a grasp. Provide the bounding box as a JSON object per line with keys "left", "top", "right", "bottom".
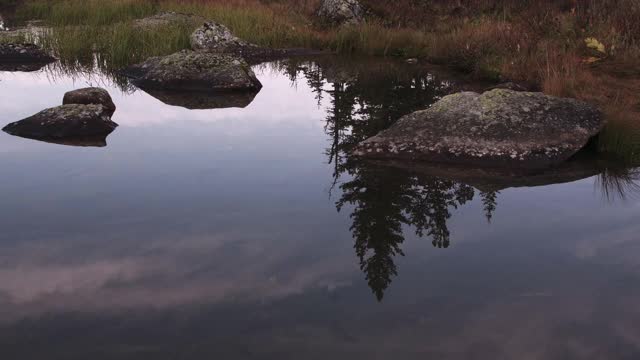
{"left": 480, "top": 190, "right": 499, "bottom": 223}
{"left": 288, "top": 57, "right": 489, "bottom": 300}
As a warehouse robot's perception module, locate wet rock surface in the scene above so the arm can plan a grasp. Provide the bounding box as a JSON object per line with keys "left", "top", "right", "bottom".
{"left": 354, "top": 89, "right": 604, "bottom": 168}
{"left": 0, "top": 43, "right": 56, "bottom": 71}
{"left": 2, "top": 104, "right": 118, "bottom": 144}
{"left": 63, "top": 87, "right": 117, "bottom": 115}
{"left": 122, "top": 50, "right": 262, "bottom": 92}
{"left": 317, "top": 0, "right": 364, "bottom": 26}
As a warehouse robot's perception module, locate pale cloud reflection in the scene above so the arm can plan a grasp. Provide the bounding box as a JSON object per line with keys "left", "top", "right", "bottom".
{"left": 0, "top": 66, "right": 329, "bottom": 128}
{"left": 0, "top": 229, "right": 356, "bottom": 320}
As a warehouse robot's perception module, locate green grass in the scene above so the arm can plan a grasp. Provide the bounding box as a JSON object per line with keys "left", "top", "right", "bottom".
{"left": 11, "top": 0, "right": 436, "bottom": 62}
{"left": 16, "top": 0, "right": 156, "bottom": 26}
{"left": 39, "top": 22, "right": 194, "bottom": 68}
{"left": 598, "top": 121, "right": 640, "bottom": 165}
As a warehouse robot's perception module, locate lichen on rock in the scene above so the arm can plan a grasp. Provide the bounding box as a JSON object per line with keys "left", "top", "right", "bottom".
{"left": 2, "top": 104, "right": 118, "bottom": 141}
{"left": 121, "top": 50, "right": 262, "bottom": 92}
{"left": 316, "top": 0, "right": 364, "bottom": 26}
{"left": 63, "top": 87, "right": 117, "bottom": 116}
{"left": 354, "top": 89, "right": 605, "bottom": 169}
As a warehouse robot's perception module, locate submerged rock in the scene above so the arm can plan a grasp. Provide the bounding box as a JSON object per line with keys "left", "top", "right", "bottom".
{"left": 63, "top": 87, "right": 116, "bottom": 115}
{"left": 0, "top": 43, "right": 56, "bottom": 71}
{"left": 122, "top": 50, "right": 262, "bottom": 92}
{"left": 2, "top": 104, "right": 118, "bottom": 142}
{"left": 140, "top": 88, "right": 259, "bottom": 110}
{"left": 316, "top": 0, "right": 364, "bottom": 26}
{"left": 354, "top": 89, "right": 604, "bottom": 168}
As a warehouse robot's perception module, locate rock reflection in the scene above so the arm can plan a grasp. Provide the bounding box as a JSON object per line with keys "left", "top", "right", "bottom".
{"left": 138, "top": 88, "right": 260, "bottom": 109}
{"left": 280, "top": 57, "right": 640, "bottom": 300}
{"left": 5, "top": 133, "right": 114, "bottom": 147}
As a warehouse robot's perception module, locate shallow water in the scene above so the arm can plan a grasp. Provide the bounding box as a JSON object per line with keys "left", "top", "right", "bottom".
{"left": 1, "top": 57, "right": 640, "bottom": 359}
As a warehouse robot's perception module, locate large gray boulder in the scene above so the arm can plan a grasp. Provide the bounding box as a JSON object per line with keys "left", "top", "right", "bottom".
{"left": 3, "top": 104, "right": 118, "bottom": 142}
{"left": 63, "top": 87, "right": 116, "bottom": 115}
{"left": 317, "top": 0, "right": 364, "bottom": 26}
{"left": 354, "top": 89, "right": 604, "bottom": 168}
{"left": 0, "top": 43, "right": 56, "bottom": 71}
{"left": 122, "top": 50, "right": 262, "bottom": 92}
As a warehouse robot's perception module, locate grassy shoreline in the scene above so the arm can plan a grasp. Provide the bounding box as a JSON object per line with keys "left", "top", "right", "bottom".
{"left": 4, "top": 0, "right": 640, "bottom": 162}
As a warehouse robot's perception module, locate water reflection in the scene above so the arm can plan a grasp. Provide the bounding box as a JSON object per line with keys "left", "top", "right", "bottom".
{"left": 2, "top": 133, "right": 114, "bottom": 147}
{"left": 273, "top": 57, "right": 485, "bottom": 299}
{"left": 137, "top": 88, "right": 260, "bottom": 109}
{"left": 276, "top": 57, "right": 640, "bottom": 300}
{"left": 2, "top": 56, "right": 640, "bottom": 357}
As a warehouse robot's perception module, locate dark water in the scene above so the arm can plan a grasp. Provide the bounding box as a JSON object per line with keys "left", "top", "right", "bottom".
{"left": 1, "top": 57, "right": 640, "bottom": 359}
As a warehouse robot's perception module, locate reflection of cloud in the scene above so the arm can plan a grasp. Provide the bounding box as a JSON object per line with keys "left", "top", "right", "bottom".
{"left": 0, "top": 259, "right": 146, "bottom": 302}
{"left": 0, "top": 67, "right": 329, "bottom": 128}
{"left": 0, "top": 229, "right": 355, "bottom": 321}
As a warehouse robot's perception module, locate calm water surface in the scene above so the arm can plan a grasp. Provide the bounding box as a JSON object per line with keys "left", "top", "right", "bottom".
{"left": 1, "top": 57, "right": 640, "bottom": 359}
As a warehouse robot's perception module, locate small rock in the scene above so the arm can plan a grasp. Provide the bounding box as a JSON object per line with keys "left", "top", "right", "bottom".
{"left": 63, "top": 87, "right": 116, "bottom": 116}
{"left": 189, "top": 20, "right": 327, "bottom": 63}
{"left": 3, "top": 104, "right": 118, "bottom": 141}
{"left": 317, "top": 0, "right": 364, "bottom": 26}
{"left": 406, "top": 58, "right": 418, "bottom": 64}
{"left": 190, "top": 21, "right": 255, "bottom": 53}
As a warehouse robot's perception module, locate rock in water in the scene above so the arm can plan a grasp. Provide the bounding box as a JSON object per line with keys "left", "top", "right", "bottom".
{"left": 63, "top": 87, "right": 116, "bottom": 115}
{"left": 354, "top": 89, "right": 604, "bottom": 168}
{"left": 3, "top": 104, "right": 118, "bottom": 141}
{"left": 316, "top": 0, "right": 364, "bottom": 26}
{"left": 122, "top": 50, "right": 262, "bottom": 92}
{"left": 0, "top": 43, "right": 56, "bottom": 71}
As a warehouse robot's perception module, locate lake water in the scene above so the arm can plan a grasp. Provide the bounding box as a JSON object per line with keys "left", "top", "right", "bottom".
{"left": 1, "top": 57, "right": 640, "bottom": 359}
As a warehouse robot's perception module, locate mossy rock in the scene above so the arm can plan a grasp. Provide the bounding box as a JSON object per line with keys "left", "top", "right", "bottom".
{"left": 354, "top": 89, "right": 605, "bottom": 169}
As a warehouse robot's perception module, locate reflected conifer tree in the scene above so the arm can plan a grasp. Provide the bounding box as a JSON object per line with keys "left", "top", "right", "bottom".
{"left": 290, "top": 57, "right": 485, "bottom": 300}
{"left": 480, "top": 190, "right": 499, "bottom": 223}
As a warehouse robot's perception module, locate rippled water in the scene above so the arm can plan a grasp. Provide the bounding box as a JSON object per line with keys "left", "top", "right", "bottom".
{"left": 1, "top": 57, "right": 640, "bottom": 359}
